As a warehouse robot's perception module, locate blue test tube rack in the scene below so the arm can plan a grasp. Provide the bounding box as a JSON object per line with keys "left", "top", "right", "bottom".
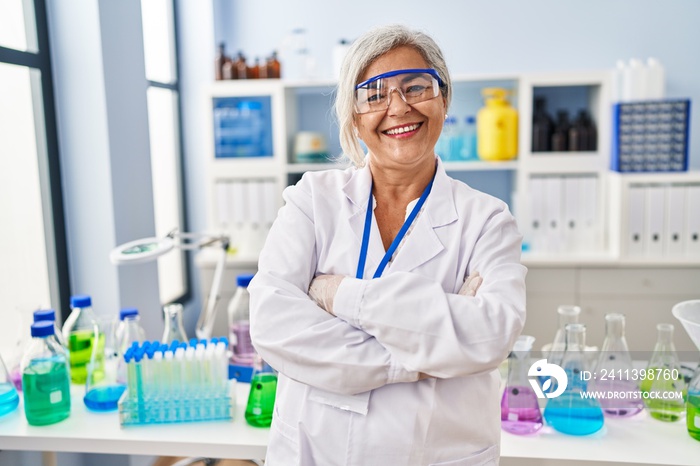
{"left": 118, "top": 338, "right": 235, "bottom": 427}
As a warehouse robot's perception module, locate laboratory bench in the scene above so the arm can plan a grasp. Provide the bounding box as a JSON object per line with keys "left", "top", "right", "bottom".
{"left": 0, "top": 383, "right": 697, "bottom": 466}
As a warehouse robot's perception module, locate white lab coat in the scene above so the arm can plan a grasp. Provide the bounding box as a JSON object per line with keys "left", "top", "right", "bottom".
{"left": 249, "top": 157, "right": 526, "bottom": 466}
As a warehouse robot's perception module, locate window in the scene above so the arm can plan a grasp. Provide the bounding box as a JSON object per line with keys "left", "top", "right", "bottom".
{"left": 0, "top": 0, "right": 69, "bottom": 341}
{"left": 140, "top": 0, "right": 187, "bottom": 304}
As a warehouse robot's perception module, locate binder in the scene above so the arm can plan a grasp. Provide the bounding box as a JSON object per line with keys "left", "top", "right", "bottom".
{"left": 686, "top": 185, "right": 700, "bottom": 255}
{"left": 262, "top": 180, "right": 279, "bottom": 226}
{"left": 626, "top": 185, "right": 646, "bottom": 256}
{"left": 215, "top": 181, "right": 232, "bottom": 227}
{"left": 529, "top": 176, "right": 546, "bottom": 253}
{"left": 664, "top": 185, "right": 685, "bottom": 255}
{"left": 644, "top": 185, "right": 666, "bottom": 255}
{"left": 562, "top": 176, "right": 580, "bottom": 252}
{"left": 579, "top": 176, "right": 599, "bottom": 251}
{"left": 543, "top": 176, "right": 563, "bottom": 252}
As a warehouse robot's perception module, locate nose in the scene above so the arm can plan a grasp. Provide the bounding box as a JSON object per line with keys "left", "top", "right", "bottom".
{"left": 386, "top": 88, "right": 411, "bottom": 115}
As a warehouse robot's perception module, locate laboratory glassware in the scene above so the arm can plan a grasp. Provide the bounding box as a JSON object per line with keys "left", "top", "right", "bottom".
{"left": 115, "top": 308, "right": 147, "bottom": 355}
{"left": 62, "top": 295, "right": 104, "bottom": 384}
{"left": 641, "top": 323, "right": 686, "bottom": 422}
{"left": 591, "top": 313, "right": 643, "bottom": 417}
{"left": 543, "top": 323, "right": 604, "bottom": 435}
{"left": 548, "top": 305, "right": 582, "bottom": 367}
{"left": 21, "top": 321, "right": 71, "bottom": 425}
{"left": 162, "top": 303, "right": 188, "bottom": 344}
{"left": 118, "top": 339, "right": 233, "bottom": 426}
{"left": 9, "top": 307, "right": 38, "bottom": 391}
{"left": 116, "top": 309, "right": 147, "bottom": 384}
{"left": 501, "top": 335, "right": 543, "bottom": 435}
{"left": 84, "top": 316, "right": 125, "bottom": 411}
{"left": 33, "top": 309, "right": 68, "bottom": 348}
{"left": 228, "top": 274, "right": 256, "bottom": 366}
{"left": 245, "top": 354, "right": 277, "bottom": 427}
{"left": 672, "top": 300, "right": 700, "bottom": 441}
{"left": 0, "top": 353, "right": 19, "bottom": 417}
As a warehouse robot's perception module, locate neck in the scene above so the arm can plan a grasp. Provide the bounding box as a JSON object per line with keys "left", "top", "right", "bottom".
{"left": 369, "top": 155, "right": 436, "bottom": 203}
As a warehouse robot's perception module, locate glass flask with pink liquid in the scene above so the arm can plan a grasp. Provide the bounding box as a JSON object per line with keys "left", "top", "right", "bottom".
{"left": 501, "top": 335, "right": 543, "bottom": 435}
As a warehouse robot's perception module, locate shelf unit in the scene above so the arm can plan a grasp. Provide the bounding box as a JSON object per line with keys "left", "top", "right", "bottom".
{"left": 202, "top": 71, "right": 699, "bottom": 267}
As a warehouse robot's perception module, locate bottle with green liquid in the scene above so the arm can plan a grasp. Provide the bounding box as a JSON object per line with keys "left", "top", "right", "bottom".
{"left": 640, "top": 323, "right": 686, "bottom": 422}
{"left": 62, "top": 295, "right": 104, "bottom": 384}
{"left": 245, "top": 355, "right": 277, "bottom": 427}
{"left": 21, "top": 321, "right": 71, "bottom": 425}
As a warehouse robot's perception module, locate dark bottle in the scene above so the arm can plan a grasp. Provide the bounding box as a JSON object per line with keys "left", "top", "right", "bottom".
{"left": 234, "top": 51, "right": 248, "bottom": 79}
{"left": 582, "top": 110, "right": 597, "bottom": 151}
{"left": 223, "top": 58, "right": 236, "bottom": 80}
{"left": 532, "top": 97, "right": 554, "bottom": 152}
{"left": 215, "top": 42, "right": 228, "bottom": 81}
{"left": 267, "top": 51, "right": 281, "bottom": 79}
{"left": 551, "top": 110, "right": 570, "bottom": 152}
{"left": 569, "top": 110, "right": 585, "bottom": 151}
{"left": 258, "top": 56, "right": 268, "bottom": 79}
{"left": 248, "top": 57, "right": 260, "bottom": 79}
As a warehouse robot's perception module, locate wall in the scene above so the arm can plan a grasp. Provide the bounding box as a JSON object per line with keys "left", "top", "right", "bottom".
{"left": 212, "top": 0, "right": 699, "bottom": 170}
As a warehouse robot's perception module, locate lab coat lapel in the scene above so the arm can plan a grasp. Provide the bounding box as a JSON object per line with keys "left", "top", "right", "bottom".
{"left": 343, "top": 164, "right": 385, "bottom": 277}
{"left": 387, "top": 158, "right": 458, "bottom": 273}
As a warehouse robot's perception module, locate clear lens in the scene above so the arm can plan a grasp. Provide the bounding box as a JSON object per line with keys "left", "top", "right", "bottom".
{"left": 355, "top": 71, "right": 440, "bottom": 114}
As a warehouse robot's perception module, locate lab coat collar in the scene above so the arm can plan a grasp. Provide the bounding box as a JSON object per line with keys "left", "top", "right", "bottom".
{"left": 342, "top": 156, "right": 458, "bottom": 276}
{"left": 341, "top": 155, "right": 458, "bottom": 228}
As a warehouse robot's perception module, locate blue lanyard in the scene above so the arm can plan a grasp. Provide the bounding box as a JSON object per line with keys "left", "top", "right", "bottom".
{"left": 356, "top": 175, "right": 435, "bottom": 279}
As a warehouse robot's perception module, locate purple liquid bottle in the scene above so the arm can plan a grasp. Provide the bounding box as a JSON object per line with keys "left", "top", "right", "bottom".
{"left": 228, "top": 274, "right": 256, "bottom": 366}
{"left": 501, "top": 335, "right": 543, "bottom": 435}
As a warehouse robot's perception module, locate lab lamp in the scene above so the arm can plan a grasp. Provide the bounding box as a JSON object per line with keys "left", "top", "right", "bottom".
{"left": 110, "top": 229, "right": 230, "bottom": 339}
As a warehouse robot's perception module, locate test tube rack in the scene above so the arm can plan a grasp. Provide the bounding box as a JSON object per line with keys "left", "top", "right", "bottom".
{"left": 118, "top": 338, "right": 235, "bottom": 427}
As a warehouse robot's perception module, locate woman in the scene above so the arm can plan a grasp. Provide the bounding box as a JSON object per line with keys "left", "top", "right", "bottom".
{"left": 249, "top": 24, "right": 526, "bottom": 465}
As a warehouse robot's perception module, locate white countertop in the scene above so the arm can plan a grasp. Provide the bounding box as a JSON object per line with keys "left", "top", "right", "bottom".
{"left": 0, "top": 383, "right": 697, "bottom": 464}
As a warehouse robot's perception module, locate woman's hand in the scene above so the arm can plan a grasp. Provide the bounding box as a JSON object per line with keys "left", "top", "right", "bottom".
{"left": 308, "top": 275, "right": 346, "bottom": 315}
{"left": 458, "top": 272, "right": 482, "bottom": 297}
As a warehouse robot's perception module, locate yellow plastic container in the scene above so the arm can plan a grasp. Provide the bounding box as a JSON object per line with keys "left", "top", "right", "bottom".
{"left": 477, "top": 88, "right": 518, "bottom": 161}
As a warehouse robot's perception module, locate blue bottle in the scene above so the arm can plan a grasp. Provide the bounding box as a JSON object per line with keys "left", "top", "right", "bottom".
{"left": 543, "top": 323, "right": 604, "bottom": 435}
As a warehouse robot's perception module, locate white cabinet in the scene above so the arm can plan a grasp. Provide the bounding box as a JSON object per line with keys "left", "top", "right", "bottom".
{"left": 201, "top": 72, "right": 699, "bottom": 267}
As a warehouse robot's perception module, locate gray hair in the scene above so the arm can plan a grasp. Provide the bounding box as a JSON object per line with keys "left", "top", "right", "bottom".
{"left": 335, "top": 24, "right": 452, "bottom": 167}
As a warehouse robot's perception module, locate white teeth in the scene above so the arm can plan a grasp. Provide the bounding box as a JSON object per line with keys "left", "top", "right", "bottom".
{"left": 385, "top": 123, "right": 420, "bottom": 135}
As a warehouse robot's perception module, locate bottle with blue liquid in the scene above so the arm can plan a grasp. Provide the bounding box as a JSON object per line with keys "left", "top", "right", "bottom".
{"left": 543, "top": 323, "right": 604, "bottom": 435}
{"left": 0, "top": 353, "right": 20, "bottom": 417}
{"left": 21, "top": 321, "right": 71, "bottom": 425}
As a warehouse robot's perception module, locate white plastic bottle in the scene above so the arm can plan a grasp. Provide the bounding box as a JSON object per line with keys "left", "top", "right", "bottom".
{"left": 227, "top": 274, "right": 256, "bottom": 366}
{"left": 646, "top": 57, "right": 665, "bottom": 99}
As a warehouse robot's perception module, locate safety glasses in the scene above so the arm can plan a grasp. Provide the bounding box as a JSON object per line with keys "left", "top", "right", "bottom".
{"left": 355, "top": 68, "right": 444, "bottom": 114}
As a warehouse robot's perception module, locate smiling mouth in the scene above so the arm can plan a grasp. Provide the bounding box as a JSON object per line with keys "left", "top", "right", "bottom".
{"left": 383, "top": 122, "right": 422, "bottom": 136}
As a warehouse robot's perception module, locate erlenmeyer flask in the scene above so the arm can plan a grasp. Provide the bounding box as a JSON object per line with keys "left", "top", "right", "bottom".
{"left": 84, "top": 316, "right": 125, "bottom": 411}
{"left": 501, "top": 335, "right": 543, "bottom": 435}
{"left": 543, "top": 323, "right": 604, "bottom": 435}
{"left": 0, "top": 353, "right": 20, "bottom": 417}
{"left": 672, "top": 300, "right": 700, "bottom": 441}
{"left": 548, "top": 305, "right": 581, "bottom": 367}
{"left": 591, "top": 313, "right": 643, "bottom": 417}
{"left": 162, "top": 304, "right": 188, "bottom": 343}
{"left": 245, "top": 354, "right": 277, "bottom": 427}
{"left": 641, "top": 323, "right": 686, "bottom": 422}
